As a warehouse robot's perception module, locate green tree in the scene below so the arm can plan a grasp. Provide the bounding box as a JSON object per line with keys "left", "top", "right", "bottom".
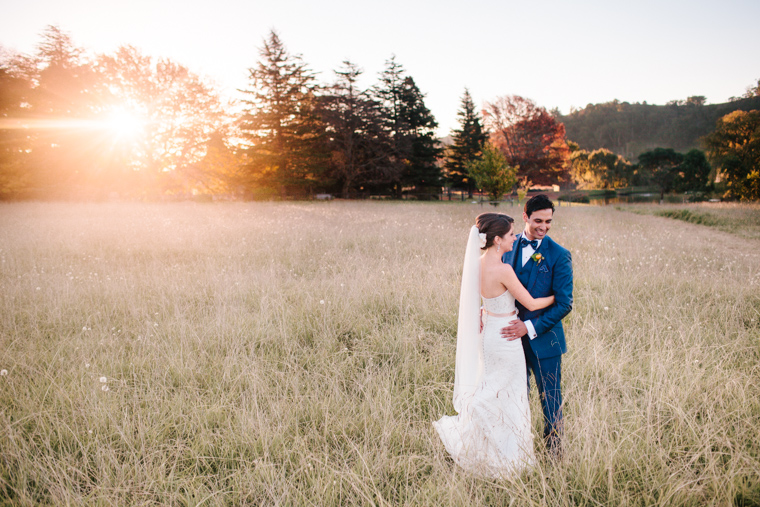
{"left": 446, "top": 88, "right": 487, "bottom": 197}
{"left": 321, "top": 61, "right": 394, "bottom": 198}
{"left": 686, "top": 96, "right": 706, "bottom": 107}
{"left": 673, "top": 149, "right": 712, "bottom": 193}
{"left": 240, "top": 30, "right": 327, "bottom": 197}
{"left": 739, "top": 79, "right": 760, "bottom": 100}
{"left": 703, "top": 110, "right": 760, "bottom": 200}
{"left": 398, "top": 76, "right": 442, "bottom": 196}
{"left": 637, "top": 148, "right": 683, "bottom": 201}
{"left": 467, "top": 142, "right": 517, "bottom": 201}
{"left": 373, "top": 56, "right": 442, "bottom": 197}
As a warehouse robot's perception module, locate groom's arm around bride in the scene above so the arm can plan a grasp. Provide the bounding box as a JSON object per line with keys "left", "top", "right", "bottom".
{"left": 503, "top": 240, "right": 572, "bottom": 355}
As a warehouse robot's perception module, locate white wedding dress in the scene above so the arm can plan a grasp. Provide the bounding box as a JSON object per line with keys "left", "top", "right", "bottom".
{"left": 434, "top": 289, "right": 535, "bottom": 478}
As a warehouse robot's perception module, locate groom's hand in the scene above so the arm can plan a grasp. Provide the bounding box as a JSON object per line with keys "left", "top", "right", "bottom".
{"left": 501, "top": 320, "right": 527, "bottom": 341}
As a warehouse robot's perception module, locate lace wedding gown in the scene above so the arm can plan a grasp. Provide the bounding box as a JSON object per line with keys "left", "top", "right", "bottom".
{"left": 434, "top": 289, "right": 535, "bottom": 478}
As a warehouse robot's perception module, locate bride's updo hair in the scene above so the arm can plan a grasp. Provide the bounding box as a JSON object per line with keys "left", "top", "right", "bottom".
{"left": 476, "top": 213, "right": 515, "bottom": 250}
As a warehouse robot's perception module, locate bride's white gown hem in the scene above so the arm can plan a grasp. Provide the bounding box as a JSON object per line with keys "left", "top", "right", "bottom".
{"left": 434, "top": 290, "right": 535, "bottom": 478}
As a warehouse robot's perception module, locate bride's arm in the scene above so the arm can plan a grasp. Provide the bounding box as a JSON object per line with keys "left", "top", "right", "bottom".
{"left": 499, "top": 265, "right": 555, "bottom": 311}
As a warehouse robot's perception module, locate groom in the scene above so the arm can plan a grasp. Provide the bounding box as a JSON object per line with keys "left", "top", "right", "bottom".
{"left": 500, "top": 194, "right": 573, "bottom": 458}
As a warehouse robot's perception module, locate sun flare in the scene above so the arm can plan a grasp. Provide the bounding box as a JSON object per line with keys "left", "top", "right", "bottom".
{"left": 104, "top": 109, "right": 145, "bottom": 139}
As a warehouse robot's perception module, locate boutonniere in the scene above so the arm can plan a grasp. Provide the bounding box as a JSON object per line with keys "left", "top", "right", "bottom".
{"left": 531, "top": 252, "right": 544, "bottom": 264}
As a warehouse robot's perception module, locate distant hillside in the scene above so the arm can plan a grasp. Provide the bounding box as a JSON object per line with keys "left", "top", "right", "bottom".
{"left": 559, "top": 96, "right": 760, "bottom": 160}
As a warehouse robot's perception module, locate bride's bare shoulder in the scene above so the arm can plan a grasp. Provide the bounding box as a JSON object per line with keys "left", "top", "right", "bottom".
{"left": 498, "top": 262, "right": 515, "bottom": 274}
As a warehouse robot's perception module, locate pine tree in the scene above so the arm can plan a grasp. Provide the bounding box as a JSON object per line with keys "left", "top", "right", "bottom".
{"left": 321, "top": 61, "right": 394, "bottom": 198}
{"left": 373, "top": 56, "right": 441, "bottom": 198}
{"left": 239, "top": 30, "right": 326, "bottom": 197}
{"left": 372, "top": 55, "right": 407, "bottom": 196}
{"left": 446, "top": 88, "right": 487, "bottom": 197}
{"left": 398, "top": 76, "right": 442, "bottom": 196}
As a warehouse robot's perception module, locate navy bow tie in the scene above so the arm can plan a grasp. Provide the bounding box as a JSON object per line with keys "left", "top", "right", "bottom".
{"left": 520, "top": 238, "right": 538, "bottom": 250}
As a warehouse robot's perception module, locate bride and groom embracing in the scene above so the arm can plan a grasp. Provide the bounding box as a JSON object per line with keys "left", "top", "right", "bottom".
{"left": 434, "top": 194, "right": 573, "bottom": 478}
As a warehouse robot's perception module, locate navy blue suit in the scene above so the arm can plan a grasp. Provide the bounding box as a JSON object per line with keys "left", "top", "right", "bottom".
{"left": 502, "top": 233, "right": 573, "bottom": 452}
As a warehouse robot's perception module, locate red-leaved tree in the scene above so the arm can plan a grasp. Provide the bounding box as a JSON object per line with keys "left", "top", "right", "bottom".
{"left": 483, "top": 95, "right": 570, "bottom": 187}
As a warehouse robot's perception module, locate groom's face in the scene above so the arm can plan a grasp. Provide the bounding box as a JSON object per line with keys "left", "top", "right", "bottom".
{"left": 522, "top": 208, "right": 553, "bottom": 241}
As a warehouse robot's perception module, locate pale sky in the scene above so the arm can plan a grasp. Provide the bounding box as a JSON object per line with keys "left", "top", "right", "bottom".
{"left": 2, "top": 0, "right": 759, "bottom": 136}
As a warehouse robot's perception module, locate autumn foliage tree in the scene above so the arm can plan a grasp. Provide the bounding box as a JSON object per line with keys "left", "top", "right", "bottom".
{"left": 569, "top": 147, "right": 634, "bottom": 189}
{"left": 0, "top": 47, "right": 35, "bottom": 197}
{"left": 96, "top": 45, "right": 227, "bottom": 196}
{"left": 704, "top": 109, "right": 760, "bottom": 201}
{"left": 483, "top": 95, "right": 570, "bottom": 187}
{"left": 1, "top": 26, "right": 229, "bottom": 199}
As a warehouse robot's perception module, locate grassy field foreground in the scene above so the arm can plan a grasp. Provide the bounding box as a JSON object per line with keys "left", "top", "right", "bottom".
{"left": 0, "top": 201, "right": 759, "bottom": 506}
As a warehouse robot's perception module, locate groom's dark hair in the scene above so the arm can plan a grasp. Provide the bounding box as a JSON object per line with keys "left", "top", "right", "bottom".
{"left": 524, "top": 194, "right": 555, "bottom": 217}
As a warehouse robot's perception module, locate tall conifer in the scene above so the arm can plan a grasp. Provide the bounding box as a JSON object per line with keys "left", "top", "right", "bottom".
{"left": 239, "top": 31, "right": 326, "bottom": 197}
{"left": 373, "top": 56, "right": 441, "bottom": 198}
{"left": 321, "top": 61, "right": 394, "bottom": 198}
{"left": 446, "top": 88, "right": 487, "bottom": 197}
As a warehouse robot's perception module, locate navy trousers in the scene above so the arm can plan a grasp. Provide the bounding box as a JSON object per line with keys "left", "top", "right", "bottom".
{"left": 521, "top": 336, "right": 563, "bottom": 454}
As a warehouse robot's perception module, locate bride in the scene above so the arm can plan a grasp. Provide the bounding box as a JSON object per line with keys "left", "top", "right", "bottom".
{"left": 434, "top": 213, "right": 555, "bottom": 478}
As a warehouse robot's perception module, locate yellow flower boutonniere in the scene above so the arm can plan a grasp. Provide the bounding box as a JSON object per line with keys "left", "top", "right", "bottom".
{"left": 531, "top": 252, "right": 543, "bottom": 264}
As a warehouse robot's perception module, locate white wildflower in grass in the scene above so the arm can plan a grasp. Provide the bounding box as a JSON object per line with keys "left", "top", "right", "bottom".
{"left": 101, "top": 385, "right": 109, "bottom": 392}
{"left": 0, "top": 369, "right": 7, "bottom": 376}
{"left": 85, "top": 363, "right": 90, "bottom": 368}
{"left": 604, "top": 307, "right": 609, "bottom": 311}
{"left": 320, "top": 300, "right": 325, "bottom": 305}
{"left": 99, "top": 376, "right": 107, "bottom": 383}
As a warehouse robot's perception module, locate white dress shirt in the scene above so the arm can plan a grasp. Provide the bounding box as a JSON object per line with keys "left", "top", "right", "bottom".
{"left": 520, "top": 237, "right": 542, "bottom": 340}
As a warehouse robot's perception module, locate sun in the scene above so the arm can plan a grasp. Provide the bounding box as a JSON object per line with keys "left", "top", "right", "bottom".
{"left": 104, "top": 108, "right": 145, "bottom": 139}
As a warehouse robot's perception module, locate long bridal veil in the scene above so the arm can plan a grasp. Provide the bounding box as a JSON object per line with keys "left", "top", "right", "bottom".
{"left": 452, "top": 225, "right": 483, "bottom": 413}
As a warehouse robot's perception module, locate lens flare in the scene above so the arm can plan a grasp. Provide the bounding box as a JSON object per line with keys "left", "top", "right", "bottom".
{"left": 105, "top": 109, "right": 145, "bottom": 139}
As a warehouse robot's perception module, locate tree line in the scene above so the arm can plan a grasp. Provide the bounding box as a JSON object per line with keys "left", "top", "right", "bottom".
{"left": 0, "top": 27, "right": 442, "bottom": 200}
{"left": 562, "top": 87, "right": 760, "bottom": 201}
{"left": 1, "top": 26, "right": 758, "bottom": 201}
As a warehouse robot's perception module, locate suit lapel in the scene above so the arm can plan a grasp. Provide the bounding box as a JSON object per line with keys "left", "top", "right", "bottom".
{"left": 526, "top": 236, "right": 548, "bottom": 292}
{"left": 511, "top": 233, "right": 523, "bottom": 269}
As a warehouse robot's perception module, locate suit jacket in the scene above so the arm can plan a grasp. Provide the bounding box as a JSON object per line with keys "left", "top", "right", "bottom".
{"left": 501, "top": 233, "right": 573, "bottom": 359}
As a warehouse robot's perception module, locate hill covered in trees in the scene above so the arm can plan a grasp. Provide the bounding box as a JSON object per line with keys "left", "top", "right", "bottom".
{"left": 560, "top": 95, "right": 760, "bottom": 160}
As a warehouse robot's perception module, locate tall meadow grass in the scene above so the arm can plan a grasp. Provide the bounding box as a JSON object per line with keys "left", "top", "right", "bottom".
{"left": 0, "top": 201, "right": 758, "bottom": 506}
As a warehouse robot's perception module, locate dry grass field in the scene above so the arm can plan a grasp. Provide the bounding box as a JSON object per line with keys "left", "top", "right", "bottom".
{"left": 618, "top": 201, "right": 760, "bottom": 240}
{"left": 1, "top": 201, "right": 759, "bottom": 506}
